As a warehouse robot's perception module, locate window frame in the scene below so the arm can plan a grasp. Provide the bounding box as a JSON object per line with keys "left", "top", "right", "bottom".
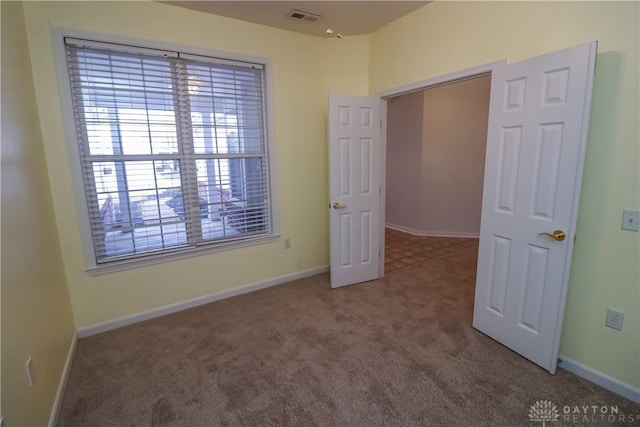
{"left": 52, "top": 28, "right": 279, "bottom": 274}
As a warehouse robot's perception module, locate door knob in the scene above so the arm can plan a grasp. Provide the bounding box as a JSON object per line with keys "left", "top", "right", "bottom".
{"left": 538, "top": 229, "right": 566, "bottom": 241}
{"left": 332, "top": 202, "right": 347, "bottom": 210}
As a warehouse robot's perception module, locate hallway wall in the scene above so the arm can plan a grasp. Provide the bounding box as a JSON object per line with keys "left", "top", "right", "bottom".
{"left": 385, "top": 91, "right": 424, "bottom": 230}
{"left": 385, "top": 76, "right": 490, "bottom": 237}
{"left": 420, "top": 75, "right": 490, "bottom": 236}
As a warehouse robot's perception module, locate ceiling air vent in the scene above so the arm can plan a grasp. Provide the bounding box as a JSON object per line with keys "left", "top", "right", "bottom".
{"left": 286, "top": 9, "right": 322, "bottom": 22}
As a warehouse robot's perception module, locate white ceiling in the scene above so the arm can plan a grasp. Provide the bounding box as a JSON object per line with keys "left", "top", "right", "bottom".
{"left": 163, "top": 1, "right": 430, "bottom": 37}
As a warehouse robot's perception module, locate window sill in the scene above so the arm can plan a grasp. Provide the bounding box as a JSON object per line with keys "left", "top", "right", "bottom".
{"left": 86, "top": 234, "right": 280, "bottom": 276}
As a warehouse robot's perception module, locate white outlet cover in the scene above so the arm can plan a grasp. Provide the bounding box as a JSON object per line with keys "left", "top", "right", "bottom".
{"left": 621, "top": 209, "right": 639, "bottom": 231}
{"left": 605, "top": 308, "right": 624, "bottom": 331}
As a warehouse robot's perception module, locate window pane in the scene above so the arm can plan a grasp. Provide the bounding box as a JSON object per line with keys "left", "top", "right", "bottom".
{"left": 117, "top": 109, "right": 178, "bottom": 155}
{"left": 187, "top": 62, "right": 264, "bottom": 155}
{"left": 85, "top": 106, "right": 114, "bottom": 155}
{"left": 92, "top": 160, "right": 186, "bottom": 258}
{"left": 103, "top": 223, "right": 187, "bottom": 258}
{"left": 195, "top": 158, "right": 267, "bottom": 239}
{"left": 74, "top": 49, "right": 178, "bottom": 156}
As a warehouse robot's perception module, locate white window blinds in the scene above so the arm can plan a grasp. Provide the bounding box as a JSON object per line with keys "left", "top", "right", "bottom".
{"left": 65, "top": 38, "right": 271, "bottom": 264}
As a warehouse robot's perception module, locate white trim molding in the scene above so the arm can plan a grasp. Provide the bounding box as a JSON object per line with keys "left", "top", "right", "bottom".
{"left": 558, "top": 355, "right": 640, "bottom": 404}
{"left": 386, "top": 223, "right": 479, "bottom": 239}
{"left": 48, "top": 332, "right": 78, "bottom": 427}
{"left": 78, "top": 266, "right": 328, "bottom": 338}
{"left": 376, "top": 59, "right": 506, "bottom": 99}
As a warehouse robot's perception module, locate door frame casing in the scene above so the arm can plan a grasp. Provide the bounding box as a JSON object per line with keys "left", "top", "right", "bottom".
{"left": 376, "top": 59, "right": 506, "bottom": 278}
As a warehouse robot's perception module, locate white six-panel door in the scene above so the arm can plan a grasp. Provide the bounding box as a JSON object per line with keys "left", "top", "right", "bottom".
{"left": 328, "top": 95, "right": 381, "bottom": 288}
{"left": 473, "top": 42, "right": 598, "bottom": 373}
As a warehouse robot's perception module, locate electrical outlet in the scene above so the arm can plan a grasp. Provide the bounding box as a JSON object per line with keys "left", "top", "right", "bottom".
{"left": 605, "top": 308, "right": 624, "bottom": 331}
{"left": 284, "top": 238, "right": 291, "bottom": 249}
{"left": 25, "top": 356, "right": 34, "bottom": 386}
{"left": 621, "top": 209, "right": 639, "bottom": 231}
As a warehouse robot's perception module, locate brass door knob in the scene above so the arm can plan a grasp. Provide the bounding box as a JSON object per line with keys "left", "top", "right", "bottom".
{"left": 538, "top": 230, "right": 566, "bottom": 241}
{"left": 332, "top": 202, "right": 346, "bottom": 210}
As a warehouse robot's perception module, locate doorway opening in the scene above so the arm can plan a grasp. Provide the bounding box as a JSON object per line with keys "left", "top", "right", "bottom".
{"left": 380, "top": 71, "right": 495, "bottom": 275}
{"left": 383, "top": 75, "right": 491, "bottom": 273}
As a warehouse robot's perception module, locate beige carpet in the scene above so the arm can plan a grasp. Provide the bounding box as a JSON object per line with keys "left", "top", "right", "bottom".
{"left": 57, "top": 245, "right": 639, "bottom": 426}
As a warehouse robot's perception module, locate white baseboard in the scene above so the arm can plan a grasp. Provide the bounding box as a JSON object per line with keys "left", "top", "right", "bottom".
{"left": 558, "top": 355, "right": 640, "bottom": 403}
{"left": 48, "top": 332, "right": 78, "bottom": 427}
{"left": 385, "top": 223, "right": 479, "bottom": 239}
{"left": 77, "top": 266, "right": 329, "bottom": 338}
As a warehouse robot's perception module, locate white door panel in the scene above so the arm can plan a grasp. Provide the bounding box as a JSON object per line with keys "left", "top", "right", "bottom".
{"left": 474, "top": 42, "right": 597, "bottom": 373}
{"left": 329, "top": 95, "right": 381, "bottom": 288}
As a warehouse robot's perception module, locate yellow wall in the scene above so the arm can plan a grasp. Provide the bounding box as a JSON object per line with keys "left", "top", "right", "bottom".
{"left": 370, "top": 1, "right": 639, "bottom": 388}
{"left": 21, "top": 1, "right": 369, "bottom": 329}
{"left": 1, "top": 2, "right": 76, "bottom": 425}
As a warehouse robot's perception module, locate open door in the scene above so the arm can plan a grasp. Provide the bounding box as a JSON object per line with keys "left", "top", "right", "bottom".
{"left": 473, "top": 42, "right": 598, "bottom": 373}
{"left": 328, "top": 95, "right": 381, "bottom": 288}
